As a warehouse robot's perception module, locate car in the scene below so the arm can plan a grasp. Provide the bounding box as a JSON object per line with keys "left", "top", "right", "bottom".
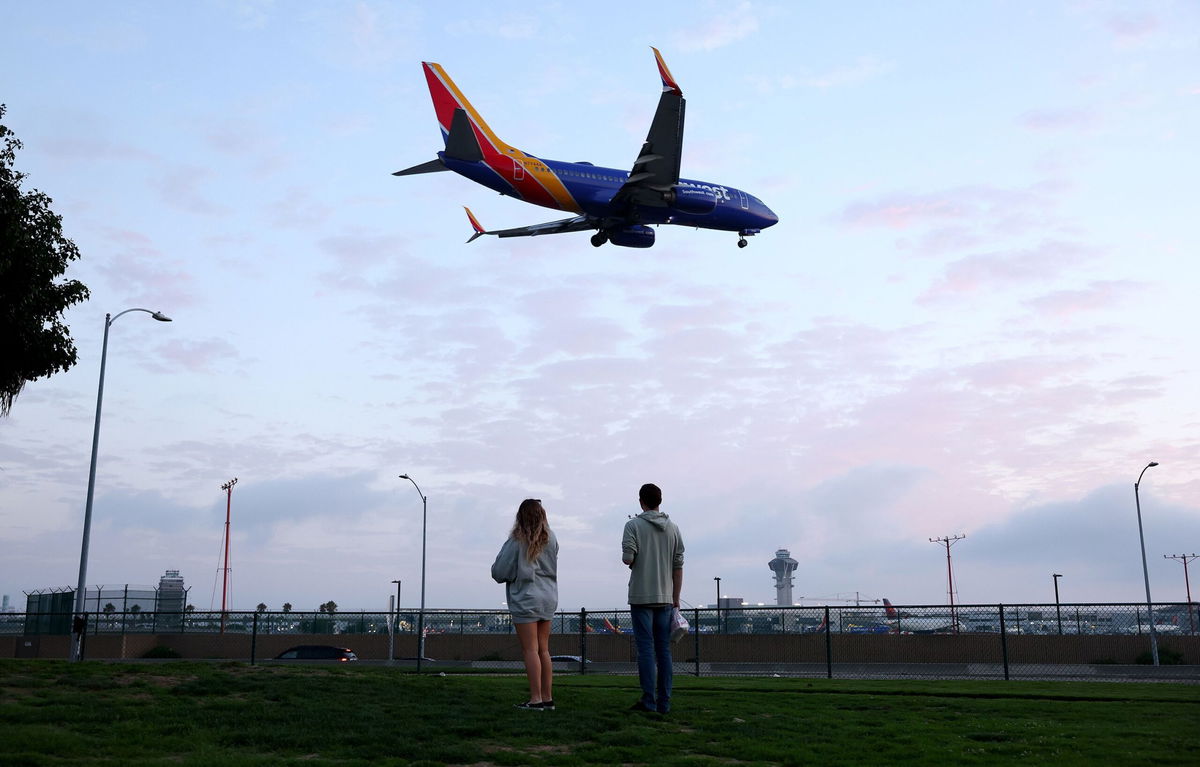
{"left": 274, "top": 645, "right": 357, "bottom": 662}
{"left": 549, "top": 655, "right": 590, "bottom": 668}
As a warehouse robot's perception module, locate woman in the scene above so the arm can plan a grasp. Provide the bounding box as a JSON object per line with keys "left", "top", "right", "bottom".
{"left": 491, "top": 498, "right": 559, "bottom": 710}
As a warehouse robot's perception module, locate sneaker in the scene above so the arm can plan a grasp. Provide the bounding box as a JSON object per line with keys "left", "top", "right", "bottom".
{"left": 538, "top": 700, "right": 555, "bottom": 710}
{"left": 629, "top": 701, "right": 656, "bottom": 712}
{"left": 514, "top": 701, "right": 543, "bottom": 711}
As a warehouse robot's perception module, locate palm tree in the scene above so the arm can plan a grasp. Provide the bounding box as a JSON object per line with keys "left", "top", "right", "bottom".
{"left": 282, "top": 602, "right": 292, "bottom": 614}
{"left": 256, "top": 603, "right": 267, "bottom": 613}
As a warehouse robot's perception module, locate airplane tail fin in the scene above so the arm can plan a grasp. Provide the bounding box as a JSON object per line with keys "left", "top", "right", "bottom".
{"left": 602, "top": 617, "right": 623, "bottom": 635}
{"left": 884, "top": 598, "right": 897, "bottom": 619}
{"left": 422, "top": 61, "right": 513, "bottom": 157}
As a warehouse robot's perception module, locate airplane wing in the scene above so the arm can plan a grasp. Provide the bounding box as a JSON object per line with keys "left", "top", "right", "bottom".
{"left": 612, "top": 47, "right": 685, "bottom": 210}
{"left": 464, "top": 207, "right": 597, "bottom": 243}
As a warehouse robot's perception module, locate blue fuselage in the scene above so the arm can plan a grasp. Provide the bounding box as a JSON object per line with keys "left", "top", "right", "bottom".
{"left": 442, "top": 153, "right": 779, "bottom": 235}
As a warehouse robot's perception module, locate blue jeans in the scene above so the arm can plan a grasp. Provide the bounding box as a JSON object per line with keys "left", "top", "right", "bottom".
{"left": 630, "top": 605, "right": 673, "bottom": 713}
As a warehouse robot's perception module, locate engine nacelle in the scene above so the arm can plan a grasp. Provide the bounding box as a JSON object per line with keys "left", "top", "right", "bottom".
{"left": 608, "top": 224, "right": 656, "bottom": 248}
{"left": 669, "top": 185, "right": 718, "bottom": 215}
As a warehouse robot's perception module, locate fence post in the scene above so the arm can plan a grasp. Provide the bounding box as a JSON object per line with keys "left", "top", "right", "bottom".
{"left": 251, "top": 612, "right": 259, "bottom": 665}
{"left": 693, "top": 607, "right": 701, "bottom": 677}
{"left": 998, "top": 604, "right": 1009, "bottom": 681}
{"left": 824, "top": 606, "right": 833, "bottom": 679}
{"left": 579, "top": 608, "right": 588, "bottom": 675}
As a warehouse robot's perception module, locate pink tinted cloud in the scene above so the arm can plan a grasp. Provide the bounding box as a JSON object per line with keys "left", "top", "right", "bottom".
{"left": 152, "top": 166, "right": 232, "bottom": 217}
{"left": 1024, "top": 280, "right": 1141, "bottom": 318}
{"left": 838, "top": 184, "right": 1056, "bottom": 236}
{"left": 919, "top": 240, "right": 1095, "bottom": 303}
{"left": 1019, "top": 108, "right": 1100, "bottom": 133}
{"left": 153, "top": 338, "right": 245, "bottom": 374}
{"left": 1108, "top": 13, "right": 1159, "bottom": 48}
{"left": 96, "top": 228, "right": 198, "bottom": 309}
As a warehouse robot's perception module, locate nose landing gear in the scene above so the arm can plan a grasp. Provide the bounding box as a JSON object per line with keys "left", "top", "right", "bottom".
{"left": 591, "top": 231, "right": 609, "bottom": 247}
{"left": 737, "top": 237, "right": 748, "bottom": 248}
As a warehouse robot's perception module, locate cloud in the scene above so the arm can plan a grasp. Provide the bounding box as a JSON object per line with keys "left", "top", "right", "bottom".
{"left": 1024, "top": 280, "right": 1143, "bottom": 319}
{"left": 676, "top": 2, "right": 759, "bottom": 51}
{"left": 919, "top": 241, "right": 1096, "bottom": 303}
{"left": 1020, "top": 108, "right": 1101, "bottom": 133}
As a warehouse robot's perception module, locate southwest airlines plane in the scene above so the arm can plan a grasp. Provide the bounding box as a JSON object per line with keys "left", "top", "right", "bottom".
{"left": 395, "top": 48, "right": 779, "bottom": 248}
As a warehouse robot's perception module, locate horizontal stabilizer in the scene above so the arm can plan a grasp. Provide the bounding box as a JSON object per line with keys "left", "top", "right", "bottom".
{"left": 445, "top": 107, "right": 484, "bottom": 162}
{"left": 392, "top": 158, "right": 447, "bottom": 176}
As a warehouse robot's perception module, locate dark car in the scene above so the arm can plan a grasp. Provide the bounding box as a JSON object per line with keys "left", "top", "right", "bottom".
{"left": 274, "top": 645, "right": 358, "bottom": 662}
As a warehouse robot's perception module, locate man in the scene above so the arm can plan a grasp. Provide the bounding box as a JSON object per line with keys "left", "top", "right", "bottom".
{"left": 621, "top": 482, "right": 684, "bottom": 714}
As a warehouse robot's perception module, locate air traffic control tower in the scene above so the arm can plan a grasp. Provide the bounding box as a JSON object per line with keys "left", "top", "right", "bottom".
{"left": 768, "top": 548, "right": 799, "bottom": 606}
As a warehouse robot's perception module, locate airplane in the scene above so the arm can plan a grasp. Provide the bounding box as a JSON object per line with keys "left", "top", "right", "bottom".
{"left": 394, "top": 48, "right": 779, "bottom": 248}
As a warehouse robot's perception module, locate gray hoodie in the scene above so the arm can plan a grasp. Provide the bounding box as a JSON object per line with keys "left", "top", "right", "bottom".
{"left": 491, "top": 531, "right": 559, "bottom": 623}
{"left": 622, "top": 510, "right": 685, "bottom": 605}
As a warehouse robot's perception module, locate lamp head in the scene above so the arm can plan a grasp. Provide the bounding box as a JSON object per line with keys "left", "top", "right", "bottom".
{"left": 151, "top": 311, "right": 172, "bottom": 322}
{"left": 399, "top": 474, "right": 409, "bottom": 479}
{"left": 1148, "top": 461, "right": 1159, "bottom": 468}
{"left": 1053, "top": 573, "right": 1062, "bottom": 578}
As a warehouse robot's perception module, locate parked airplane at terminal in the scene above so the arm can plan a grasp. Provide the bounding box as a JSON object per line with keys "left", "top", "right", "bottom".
{"left": 394, "top": 48, "right": 779, "bottom": 248}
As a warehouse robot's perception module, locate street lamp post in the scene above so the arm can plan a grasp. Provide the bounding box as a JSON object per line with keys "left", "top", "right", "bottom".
{"left": 399, "top": 474, "right": 427, "bottom": 672}
{"left": 1134, "top": 461, "right": 1160, "bottom": 666}
{"left": 70, "top": 308, "right": 171, "bottom": 662}
{"left": 1052, "top": 574, "right": 1063, "bottom": 635}
{"left": 714, "top": 577, "right": 721, "bottom": 634}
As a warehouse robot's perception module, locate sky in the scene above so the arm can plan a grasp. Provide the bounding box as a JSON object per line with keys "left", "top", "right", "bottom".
{"left": 1, "top": 0, "right": 1198, "bottom": 615}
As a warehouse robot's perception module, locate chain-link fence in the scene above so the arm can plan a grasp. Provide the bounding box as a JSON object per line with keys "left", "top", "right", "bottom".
{"left": 4, "top": 603, "right": 1197, "bottom": 680}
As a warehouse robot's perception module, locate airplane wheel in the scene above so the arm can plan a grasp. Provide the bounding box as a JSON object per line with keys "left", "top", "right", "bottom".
{"left": 737, "top": 238, "right": 748, "bottom": 248}
{"left": 591, "top": 232, "right": 608, "bottom": 247}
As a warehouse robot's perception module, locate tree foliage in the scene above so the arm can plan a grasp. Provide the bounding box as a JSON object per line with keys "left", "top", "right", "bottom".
{"left": 0, "top": 104, "right": 90, "bottom": 416}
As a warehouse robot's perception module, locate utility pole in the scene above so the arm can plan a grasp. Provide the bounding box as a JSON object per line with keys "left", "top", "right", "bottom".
{"left": 219, "top": 478, "right": 238, "bottom": 634}
{"left": 1164, "top": 553, "right": 1197, "bottom": 635}
{"left": 1052, "top": 574, "right": 1063, "bottom": 635}
{"left": 929, "top": 534, "right": 966, "bottom": 633}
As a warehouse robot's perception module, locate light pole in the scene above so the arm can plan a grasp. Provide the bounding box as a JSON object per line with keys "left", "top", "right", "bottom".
{"left": 71, "top": 308, "right": 172, "bottom": 661}
{"left": 388, "top": 579, "right": 402, "bottom": 666}
{"left": 1134, "top": 461, "right": 1159, "bottom": 666}
{"left": 1052, "top": 574, "right": 1063, "bottom": 635}
{"left": 714, "top": 576, "right": 721, "bottom": 634}
{"left": 399, "top": 474, "right": 427, "bottom": 671}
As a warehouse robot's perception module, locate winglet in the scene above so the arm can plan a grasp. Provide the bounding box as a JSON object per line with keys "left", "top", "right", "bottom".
{"left": 464, "top": 206, "right": 487, "bottom": 243}
{"left": 651, "top": 47, "right": 681, "bottom": 95}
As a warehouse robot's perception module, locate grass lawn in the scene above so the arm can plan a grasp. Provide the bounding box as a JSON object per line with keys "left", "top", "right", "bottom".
{"left": 1, "top": 660, "right": 1197, "bottom": 766}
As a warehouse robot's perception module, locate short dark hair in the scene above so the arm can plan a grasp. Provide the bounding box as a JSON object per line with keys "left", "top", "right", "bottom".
{"left": 639, "top": 483, "right": 662, "bottom": 509}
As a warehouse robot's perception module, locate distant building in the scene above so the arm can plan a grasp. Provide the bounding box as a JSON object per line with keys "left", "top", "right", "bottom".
{"left": 157, "top": 570, "right": 186, "bottom": 613}
{"left": 157, "top": 570, "right": 187, "bottom": 630}
{"left": 767, "top": 548, "right": 798, "bottom": 606}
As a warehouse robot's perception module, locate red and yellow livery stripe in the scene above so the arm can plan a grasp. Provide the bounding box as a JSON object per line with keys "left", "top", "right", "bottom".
{"left": 422, "top": 62, "right": 582, "bottom": 214}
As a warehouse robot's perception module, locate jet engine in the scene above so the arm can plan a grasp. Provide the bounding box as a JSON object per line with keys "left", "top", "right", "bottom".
{"left": 608, "top": 224, "right": 655, "bottom": 248}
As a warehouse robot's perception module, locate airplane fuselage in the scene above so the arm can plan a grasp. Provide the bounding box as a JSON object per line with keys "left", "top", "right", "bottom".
{"left": 441, "top": 152, "right": 777, "bottom": 235}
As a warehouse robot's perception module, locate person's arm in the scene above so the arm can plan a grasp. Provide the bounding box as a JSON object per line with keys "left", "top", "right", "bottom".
{"left": 621, "top": 520, "right": 637, "bottom": 566}
{"left": 671, "top": 568, "right": 683, "bottom": 608}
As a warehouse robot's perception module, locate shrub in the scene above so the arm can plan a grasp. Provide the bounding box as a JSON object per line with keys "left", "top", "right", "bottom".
{"left": 142, "top": 645, "right": 181, "bottom": 659}
{"left": 1134, "top": 647, "right": 1184, "bottom": 665}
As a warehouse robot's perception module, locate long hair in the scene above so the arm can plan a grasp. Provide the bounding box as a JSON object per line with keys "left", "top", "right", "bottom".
{"left": 511, "top": 499, "right": 550, "bottom": 562}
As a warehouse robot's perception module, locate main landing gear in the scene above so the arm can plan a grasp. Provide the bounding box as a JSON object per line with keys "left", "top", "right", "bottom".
{"left": 737, "top": 237, "right": 748, "bottom": 248}
{"left": 591, "top": 231, "right": 608, "bottom": 247}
